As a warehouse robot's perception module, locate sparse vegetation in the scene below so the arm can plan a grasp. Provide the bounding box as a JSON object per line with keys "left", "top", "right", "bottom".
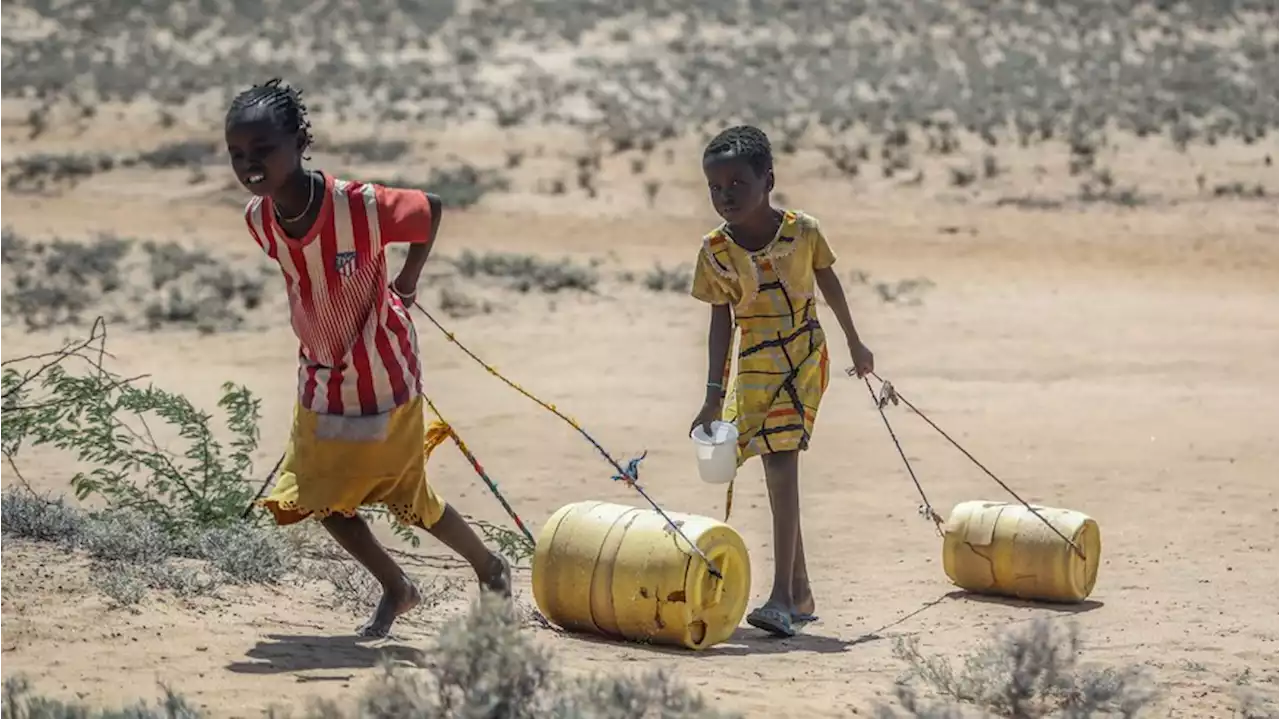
{"left": 1, "top": 321, "right": 265, "bottom": 534}
{"left": 2, "top": 489, "right": 290, "bottom": 606}
{"left": 453, "top": 250, "right": 599, "bottom": 293}
{"left": 0, "top": 322, "right": 297, "bottom": 603}
{"left": 0, "top": 3, "right": 1274, "bottom": 717}
{"left": 373, "top": 164, "right": 511, "bottom": 209}
{"left": 2, "top": 596, "right": 735, "bottom": 718}
{"left": 0, "top": 324, "right": 533, "bottom": 610}
{"left": 876, "top": 618, "right": 1160, "bottom": 718}
{"left": 1, "top": 0, "right": 1273, "bottom": 207}
{"left": 0, "top": 229, "right": 268, "bottom": 333}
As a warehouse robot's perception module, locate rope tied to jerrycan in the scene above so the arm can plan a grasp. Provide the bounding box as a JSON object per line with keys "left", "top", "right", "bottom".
{"left": 412, "top": 301, "right": 725, "bottom": 580}
{"left": 855, "top": 370, "right": 1088, "bottom": 561}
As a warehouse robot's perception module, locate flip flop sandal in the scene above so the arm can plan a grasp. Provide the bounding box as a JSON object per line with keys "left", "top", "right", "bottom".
{"left": 747, "top": 605, "right": 796, "bottom": 638}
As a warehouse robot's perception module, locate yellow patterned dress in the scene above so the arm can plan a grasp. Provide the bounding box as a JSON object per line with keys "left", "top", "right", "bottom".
{"left": 691, "top": 210, "right": 836, "bottom": 481}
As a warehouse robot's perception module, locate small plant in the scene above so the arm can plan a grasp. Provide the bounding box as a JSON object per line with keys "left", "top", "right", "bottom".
{"left": 643, "top": 180, "right": 661, "bottom": 207}
{"left": 874, "top": 278, "right": 936, "bottom": 306}
{"left": 982, "top": 154, "right": 1001, "bottom": 179}
{"left": 643, "top": 263, "right": 693, "bottom": 292}
{"left": 469, "top": 516, "right": 536, "bottom": 566}
{"left": 949, "top": 167, "right": 977, "bottom": 188}
{"left": 438, "top": 286, "right": 491, "bottom": 318}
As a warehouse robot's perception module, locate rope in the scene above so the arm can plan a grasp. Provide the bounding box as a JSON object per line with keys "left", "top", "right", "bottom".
{"left": 242, "top": 453, "right": 285, "bottom": 519}
{"left": 411, "top": 301, "right": 724, "bottom": 580}
{"left": 860, "top": 376, "right": 946, "bottom": 535}
{"left": 856, "top": 370, "right": 1087, "bottom": 560}
{"left": 420, "top": 393, "right": 537, "bottom": 547}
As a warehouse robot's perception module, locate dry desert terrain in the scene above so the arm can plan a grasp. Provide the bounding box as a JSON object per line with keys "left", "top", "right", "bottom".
{"left": 1, "top": 1, "right": 1277, "bottom": 717}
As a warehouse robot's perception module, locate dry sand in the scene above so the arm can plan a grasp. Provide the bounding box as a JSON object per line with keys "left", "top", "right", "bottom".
{"left": 1, "top": 120, "right": 1276, "bottom": 717}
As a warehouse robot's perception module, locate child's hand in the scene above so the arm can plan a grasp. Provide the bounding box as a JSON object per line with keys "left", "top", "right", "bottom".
{"left": 848, "top": 340, "right": 875, "bottom": 378}
{"left": 390, "top": 277, "right": 417, "bottom": 306}
{"left": 690, "top": 399, "right": 723, "bottom": 437}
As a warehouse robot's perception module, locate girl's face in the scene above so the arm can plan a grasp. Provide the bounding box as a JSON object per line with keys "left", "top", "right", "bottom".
{"left": 703, "top": 154, "right": 773, "bottom": 224}
{"left": 225, "top": 116, "right": 303, "bottom": 197}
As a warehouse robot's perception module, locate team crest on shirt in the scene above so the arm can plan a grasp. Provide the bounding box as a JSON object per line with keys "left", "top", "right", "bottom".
{"left": 334, "top": 251, "right": 358, "bottom": 278}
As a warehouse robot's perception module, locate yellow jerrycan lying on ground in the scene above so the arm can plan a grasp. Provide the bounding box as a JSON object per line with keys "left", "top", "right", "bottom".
{"left": 942, "top": 500, "right": 1102, "bottom": 603}
{"left": 531, "top": 500, "right": 751, "bottom": 650}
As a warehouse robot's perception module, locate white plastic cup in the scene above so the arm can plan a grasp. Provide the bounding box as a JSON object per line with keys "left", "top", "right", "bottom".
{"left": 690, "top": 420, "right": 739, "bottom": 485}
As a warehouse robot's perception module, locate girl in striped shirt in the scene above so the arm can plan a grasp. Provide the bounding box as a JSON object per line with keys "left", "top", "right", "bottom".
{"left": 224, "top": 79, "right": 510, "bottom": 637}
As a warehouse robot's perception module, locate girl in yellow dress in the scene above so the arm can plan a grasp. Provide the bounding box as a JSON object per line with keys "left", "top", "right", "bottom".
{"left": 689, "top": 125, "right": 875, "bottom": 638}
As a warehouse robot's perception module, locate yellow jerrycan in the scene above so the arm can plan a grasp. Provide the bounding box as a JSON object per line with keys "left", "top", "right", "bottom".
{"left": 531, "top": 500, "right": 751, "bottom": 650}
{"left": 942, "top": 500, "right": 1101, "bottom": 603}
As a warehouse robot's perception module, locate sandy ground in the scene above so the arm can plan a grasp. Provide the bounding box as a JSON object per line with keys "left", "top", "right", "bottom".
{"left": 0, "top": 123, "right": 1276, "bottom": 717}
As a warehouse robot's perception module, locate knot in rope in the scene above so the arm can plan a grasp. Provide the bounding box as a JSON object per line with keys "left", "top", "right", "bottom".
{"left": 610, "top": 451, "right": 647, "bottom": 487}
{"left": 918, "top": 503, "right": 945, "bottom": 533}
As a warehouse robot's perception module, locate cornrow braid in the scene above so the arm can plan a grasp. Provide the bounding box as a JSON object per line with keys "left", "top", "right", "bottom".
{"left": 226, "top": 78, "right": 315, "bottom": 156}
{"left": 703, "top": 125, "right": 773, "bottom": 175}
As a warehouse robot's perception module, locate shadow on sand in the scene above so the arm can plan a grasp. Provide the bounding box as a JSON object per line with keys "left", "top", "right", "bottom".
{"left": 545, "top": 595, "right": 954, "bottom": 657}
{"left": 227, "top": 634, "right": 425, "bottom": 675}
{"left": 942, "top": 590, "right": 1104, "bottom": 614}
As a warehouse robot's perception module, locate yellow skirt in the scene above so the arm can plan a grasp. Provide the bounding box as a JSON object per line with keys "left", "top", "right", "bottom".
{"left": 259, "top": 396, "right": 446, "bottom": 528}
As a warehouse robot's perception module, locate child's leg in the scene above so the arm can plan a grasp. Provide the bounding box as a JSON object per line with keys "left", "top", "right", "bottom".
{"left": 792, "top": 516, "right": 816, "bottom": 619}
{"left": 760, "top": 450, "right": 802, "bottom": 614}
{"left": 418, "top": 503, "right": 511, "bottom": 597}
{"left": 321, "top": 513, "right": 420, "bottom": 638}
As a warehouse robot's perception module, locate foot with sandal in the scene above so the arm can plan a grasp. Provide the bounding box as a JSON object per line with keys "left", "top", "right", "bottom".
{"left": 687, "top": 126, "right": 874, "bottom": 641}
{"left": 746, "top": 558, "right": 818, "bottom": 639}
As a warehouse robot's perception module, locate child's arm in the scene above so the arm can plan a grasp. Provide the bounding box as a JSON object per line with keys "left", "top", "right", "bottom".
{"left": 390, "top": 193, "right": 444, "bottom": 302}
{"left": 691, "top": 303, "right": 734, "bottom": 434}
{"left": 816, "top": 267, "right": 875, "bottom": 377}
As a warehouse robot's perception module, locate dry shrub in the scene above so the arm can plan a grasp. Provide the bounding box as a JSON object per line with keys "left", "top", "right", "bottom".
{"left": 343, "top": 594, "right": 732, "bottom": 718}
{"left": 877, "top": 618, "right": 1159, "bottom": 718}
{"left": 3, "top": 595, "right": 733, "bottom": 717}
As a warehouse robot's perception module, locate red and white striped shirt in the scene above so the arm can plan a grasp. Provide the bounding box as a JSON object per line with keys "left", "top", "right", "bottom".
{"left": 244, "top": 174, "right": 433, "bottom": 416}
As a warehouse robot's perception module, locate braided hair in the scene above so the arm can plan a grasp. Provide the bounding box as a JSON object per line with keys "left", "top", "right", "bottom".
{"left": 703, "top": 125, "right": 773, "bottom": 176}
{"left": 225, "top": 78, "right": 314, "bottom": 157}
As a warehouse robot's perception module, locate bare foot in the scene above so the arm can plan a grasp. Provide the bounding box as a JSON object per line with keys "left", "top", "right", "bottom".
{"left": 479, "top": 552, "right": 512, "bottom": 599}
{"left": 358, "top": 576, "right": 421, "bottom": 638}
